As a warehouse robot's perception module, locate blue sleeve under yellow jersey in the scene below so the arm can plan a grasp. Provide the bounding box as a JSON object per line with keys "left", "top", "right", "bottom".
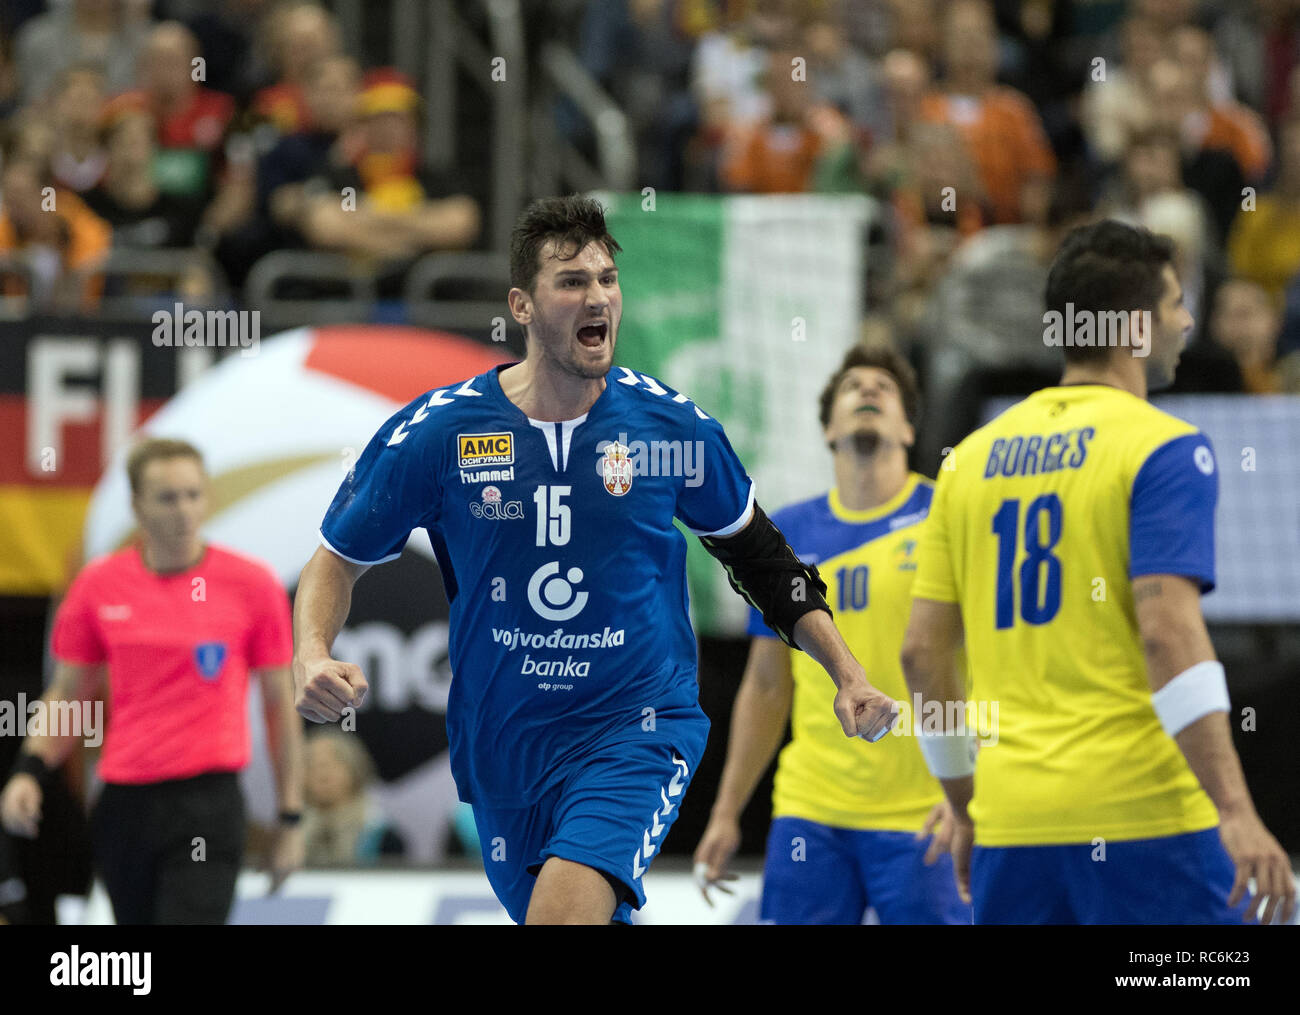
{"left": 748, "top": 473, "right": 947, "bottom": 832}
{"left": 912, "top": 384, "right": 1222, "bottom": 846}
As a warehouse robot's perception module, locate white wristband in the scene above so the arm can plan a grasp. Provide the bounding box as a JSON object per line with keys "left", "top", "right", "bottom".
{"left": 916, "top": 731, "right": 977, "bottom": 779}
{"left": 1151, "top": 660, "right": 1230, "bottom": 737}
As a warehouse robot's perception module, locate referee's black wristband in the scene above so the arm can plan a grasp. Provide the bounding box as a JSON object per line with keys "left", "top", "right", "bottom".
{"left": 11, "top": 753, "right": 54, "bottom": 788}
{"left": 278, "top": 811, "right": 303, "bottom": 827}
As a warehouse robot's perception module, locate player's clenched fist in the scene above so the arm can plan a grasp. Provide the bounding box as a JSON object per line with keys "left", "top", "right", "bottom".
{"left": 0, "top": 774, "right": 43, "bottom": 838}
{"left": 292, "top": 656, "right": 368, "bottom": 723}
{"left": 834, "top": 680, "right": 899, "bottom": 742}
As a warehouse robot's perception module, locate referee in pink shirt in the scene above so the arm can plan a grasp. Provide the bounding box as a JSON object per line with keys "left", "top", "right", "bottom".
{"left": 0, "top": 438, "right": 304, "bottom": 924}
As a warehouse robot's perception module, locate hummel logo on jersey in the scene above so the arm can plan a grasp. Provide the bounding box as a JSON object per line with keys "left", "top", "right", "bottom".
{"left": 98, "top": 604, "right": 132, "bottom": 621}
{"left": 458, "top": 432, "right": 514, "bottom": 468}
{"left": 461, "top": 466, "right": 515, "bottom": 484}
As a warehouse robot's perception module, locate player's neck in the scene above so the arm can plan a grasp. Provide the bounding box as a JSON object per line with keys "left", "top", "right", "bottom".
{"left": 499, "top": 359, "right": 605, "bottom": 422}
{"left": 140, "top": 540, "right": 205, "bottom": 575}
{"left": 833, "top": 452, "right": 909, "bottom": 512}
{"left": 1059, "top": 359, "right": 1148, "bottom": 400}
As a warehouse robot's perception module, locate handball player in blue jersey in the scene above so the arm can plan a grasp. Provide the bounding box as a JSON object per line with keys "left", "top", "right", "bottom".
{"left": 291, "top": 195, "right": 899, "bottom": 924}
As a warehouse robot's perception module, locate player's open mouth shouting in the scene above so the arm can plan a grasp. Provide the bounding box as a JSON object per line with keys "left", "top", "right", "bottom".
{"left": 576, "top": 319, "right": 609, "bottom": 349}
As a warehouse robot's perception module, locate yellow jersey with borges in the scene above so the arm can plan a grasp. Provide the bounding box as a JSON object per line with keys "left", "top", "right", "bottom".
{"left": 912, "top": 385, "right": 1221, "bottom": 846}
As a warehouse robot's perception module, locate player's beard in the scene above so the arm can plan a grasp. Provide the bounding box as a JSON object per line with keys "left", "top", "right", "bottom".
{"left": 530, "top": 321, "right": 614, "bottom": 381}
{"left": 556, "top": 343, "right": 612, "bottom": 380}
{"left": 1144, "top": 332, "right": 1182, "bottom": 392}
{"left": 1149, "top": 317, "right": 1190, "bottom": 392}
{"left": 1145, "top": 358, "right": 1176, "bottom": 392}
{"left": 836, "top": 428, "right": 883, "bottom": 457}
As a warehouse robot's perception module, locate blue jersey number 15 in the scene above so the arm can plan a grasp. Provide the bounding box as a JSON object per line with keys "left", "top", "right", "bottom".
{"left": 991, "top": 494, "right": 1062, "bottom": 629}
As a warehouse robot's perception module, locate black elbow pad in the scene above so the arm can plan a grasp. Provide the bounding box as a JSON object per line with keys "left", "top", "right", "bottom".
{"left": 700, "top": 502, "right": 831, "bottom": 650}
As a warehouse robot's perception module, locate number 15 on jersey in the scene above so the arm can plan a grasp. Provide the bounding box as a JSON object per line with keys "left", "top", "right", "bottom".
{"left": 534, "top": 485, "right": 572, "bottom": 546}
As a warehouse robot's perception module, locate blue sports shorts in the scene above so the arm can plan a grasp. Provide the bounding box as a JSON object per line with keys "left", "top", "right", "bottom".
{"left": 760, "top": 815, "right": 971, "bottom": 925}
{"left": 472, "top": 738, "right": 697, "bottom": 924}
{"left": 970, "top": 827, "right": 1251, "bottom": 924}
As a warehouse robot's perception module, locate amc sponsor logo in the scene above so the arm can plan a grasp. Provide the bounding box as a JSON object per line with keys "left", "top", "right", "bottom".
{"left": 458, "top": 432, "right": 514, "bottom": 469}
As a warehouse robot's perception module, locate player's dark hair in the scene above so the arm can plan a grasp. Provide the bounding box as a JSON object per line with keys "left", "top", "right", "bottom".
{"left": 818, "top": 344, "right": 921, "bottom": 429}
{"left": 127, "top": 437, "right": 205, "bottom": 496}
{"left": 509, "top": 194, "right": 623, "bottom": 294}
{"left": 1044, "top": 219, "right": 1175, "bottom": 365}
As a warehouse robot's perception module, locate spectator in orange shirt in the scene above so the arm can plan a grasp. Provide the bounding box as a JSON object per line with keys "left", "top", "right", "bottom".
{"left": 0, "top": 155, "right": 111, "bottom": 312}
{"left": 1173, "top": 24, "right": 1272, "bottom": 183}
{"left": 917, "top": 0, "right": 1055, "bottom": 225}
{"left": 685, "top": 0, "right": 799, "bottom": 190}
{"left": 720, "top": 47, "right": 824, "bottom": 194}
{"left": 251, "top": 3, "right": 342, "bottom": 135}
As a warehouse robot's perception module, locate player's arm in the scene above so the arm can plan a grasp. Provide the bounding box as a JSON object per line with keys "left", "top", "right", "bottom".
{"left": 0, "top": 661, "right": 104, "bottom": 838}
{"left": 700, "top": 503, "right": 898, "bottom": 742}
{"left": 900, "top": 599, "right": 971, "bottom": 810}
{"left": 1134, "top": 574, "right": 1295, "bottom": 924}
{"left": 299, "top": 396, "right": 444, "bottom": 721}
{"left": 694, "top": 637, "right": 793, "bottom": 901}
{"left": 258, "top": 665, "right": 304, "bottom": 815}
{"left": 901, "top": 598, "right": 975, "bottom": 901}
{"left": 292, "top": 547, "right": 371, "bottom": 723}
{"left": 258, "top": 664, "right": 306, "bottom": 890}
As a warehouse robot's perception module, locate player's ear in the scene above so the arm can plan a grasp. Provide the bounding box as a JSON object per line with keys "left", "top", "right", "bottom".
{"left": 507, "top": 287, "right": 532, "bottom": 326}
{"left": 901, "top": 420, "right": 915, "bottom": 449}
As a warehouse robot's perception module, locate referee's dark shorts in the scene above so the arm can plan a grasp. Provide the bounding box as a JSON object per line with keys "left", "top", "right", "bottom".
{"left": 91, "top": 772, "right": 245, "bottom": 925}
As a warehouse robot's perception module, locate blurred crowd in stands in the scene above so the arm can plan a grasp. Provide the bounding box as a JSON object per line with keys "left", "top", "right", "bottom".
{"left": 2, "top": 0, "right": 1299, "bottom": 412}
{"left": 0, "top": 0, "right": 480, "bottom": 314}
{"left": 563, "top": 0, "right": 1300, "bottom": 406}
